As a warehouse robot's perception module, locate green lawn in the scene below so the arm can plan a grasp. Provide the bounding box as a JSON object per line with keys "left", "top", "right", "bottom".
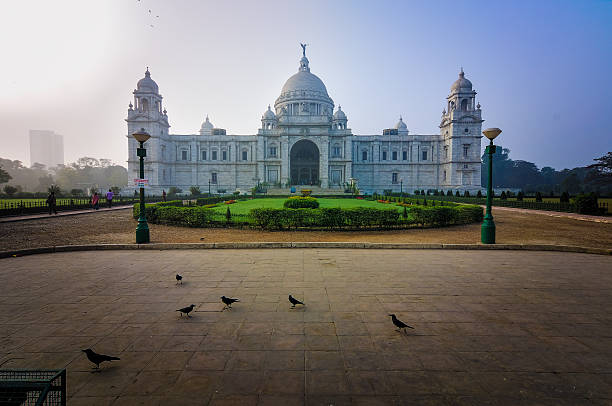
{"left": 210, "top": 197, "right": 403, "bottom": 216}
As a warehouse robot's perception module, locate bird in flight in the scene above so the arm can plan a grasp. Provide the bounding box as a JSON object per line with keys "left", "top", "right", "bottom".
{"left": 221, "top": 296, "right": 240, "bottom": 310}
{"left": 82, "top": 348, "right": 120, "bottom": 369}
{"left": 176, "top": 274, "right": 183, "bottom": 284}
{"left": 388, "top": 314, "right": 414, "bottom": 334}
{"left": 177, "top": 304, "right": 195, "bottom": 317}
{"left": 288, "top": 295, "right": 304, "bottom": 308}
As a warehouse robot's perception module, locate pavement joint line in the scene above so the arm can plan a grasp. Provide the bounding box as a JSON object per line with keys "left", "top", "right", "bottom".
{"left": 1, "top": 242, "right": 610, "bottom": 259}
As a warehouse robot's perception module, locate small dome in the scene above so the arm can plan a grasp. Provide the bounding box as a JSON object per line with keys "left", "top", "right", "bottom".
{"left": 395, "top": 116, "right": 407, "bottom": 130}
{"left": 451, "top": 68, "right": 472, "bottom": 92}
{"left": 333, "top": 105, "right": 346, "bottom": 120}
{"left": 136, "top": 68, "right": 159, "bottom": 93}
{"left": 200, "top": 115, "right": 214, "bottom": 135}
{"left": 263, "top": 105, "right": 276, "bottom": 120}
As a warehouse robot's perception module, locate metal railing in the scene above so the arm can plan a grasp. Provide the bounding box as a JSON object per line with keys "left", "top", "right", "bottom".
{"left": 0, "top": 369, "right": 66, "bottom": 405}
{"left": 0, "top": 196, "right": 162, "bottom": 217}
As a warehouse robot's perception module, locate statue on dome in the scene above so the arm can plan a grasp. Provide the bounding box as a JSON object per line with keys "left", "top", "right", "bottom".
{"left": 300, "top": 43, "right": 308, "bottom": 57}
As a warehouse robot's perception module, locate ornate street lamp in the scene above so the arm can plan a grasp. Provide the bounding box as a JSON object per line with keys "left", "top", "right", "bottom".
{"left": 400, "top": 179, "right": 403, "bottom": 198}
{"left": 132, "top": 128, "right": 150, "bottom": 244}
{"left": 481, "top": 127, "right": 502, "bottom": 244}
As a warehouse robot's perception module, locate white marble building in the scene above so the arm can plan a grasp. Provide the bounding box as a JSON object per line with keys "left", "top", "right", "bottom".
{"left": 126, "top": 49, "right": 483, "bottom": 195}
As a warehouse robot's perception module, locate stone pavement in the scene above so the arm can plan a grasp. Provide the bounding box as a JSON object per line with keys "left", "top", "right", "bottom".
{"left": 1, "top": 249, "right": 611, "bottom": 405}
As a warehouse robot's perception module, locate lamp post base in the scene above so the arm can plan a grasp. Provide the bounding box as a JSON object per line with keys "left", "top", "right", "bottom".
{"left": 481, "top": 217, "right": 496, "bottom": 244}
{"left": 136, "top": 217, "right": 150, "bottom": 244}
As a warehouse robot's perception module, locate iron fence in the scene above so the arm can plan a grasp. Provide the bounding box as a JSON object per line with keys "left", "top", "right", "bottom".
{"left": 0, "top": 196, "right": 162, "bottom": 217}
{"left": 0, "top": 369, "right": 66, "bottom": 405}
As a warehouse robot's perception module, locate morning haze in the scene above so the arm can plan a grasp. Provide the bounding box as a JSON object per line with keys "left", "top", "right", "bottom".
{"left": 0, "top": 0, "right": 610, "bottom": 169}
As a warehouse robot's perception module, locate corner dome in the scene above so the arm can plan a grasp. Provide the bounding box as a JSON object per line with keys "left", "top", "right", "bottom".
{"left": 136, "top": 68, "right": 159, "bottom": 93}
{"left": 333, "top": 105, "right": 346, "bottom": 120}
{"left": 199, "top": 115, "right": 214, "bottom": 135}
{"left": 263, "top": 105, "right": 276, "bottom": 120}
{"left": 451, "top": 68, "right": 472, "bottom": 93}
{"left": 395, "top": 116, "right": 407, "bottom": 130}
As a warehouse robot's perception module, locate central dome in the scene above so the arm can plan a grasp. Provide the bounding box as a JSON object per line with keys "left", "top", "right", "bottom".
{"left": 281, "top": 67, "right": 329, "bottom": 97}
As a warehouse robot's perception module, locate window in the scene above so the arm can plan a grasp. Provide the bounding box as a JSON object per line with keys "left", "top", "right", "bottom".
{"left": 269, "top": 146, "right": 277, "bottom": 158}
{"left": 268, "top": 169, "right": 278, "bottom": 183}
{"left": 162, "top": 169, "right": 166, "bottom": 180}
{"left": 464, "top": 128, "right": 469, "bottom": 133}
{"left": 461, "top": 99, "right": 468, "bottom": 111}
{"left": 443, "top": 170, "right": 447, "bottom": 181}
{"left": 392, "top": 151, "right": 398, "bottom": 160}
{"left": 382, "top": 151, "right": 387, "bottom": 161}
{"left": 392, "top": 173, "right": 398, "bottom": 184}
{"left": 201, "top": 150, "right": 207, "bottom": 160}
{"left": 332, "top": 146, "right": 341, "bottom": 157}
{"left": 212, "top": 150, "right": 218, "bottom": 160}
{"left": 463, "top": 164, "right": 468, "bottom": 169}
{"left": 463, "top": 145, "right": 469, "bottom": 158}
{"left": 242, "top": 150, "right": 248, "bottom": 161}
{"left": 211, "top": 173, "right": 217, "bottom": 184}
{"left": 362, "top": 150, "right": 367, "bottom": 161}
{"left": 402, "top": 151, "right": 407, "bottom": 160}
{"left": 421, "top": 150, "right": 428, "bottom": 161}
{"left": 444, "top": 146, "right": 448, "bottom": 159}
{"left": 181, "top": 150, "right": 188, "bottom": 161}
{"left": 222, "top": 150, "right": 227, "bottom": 161}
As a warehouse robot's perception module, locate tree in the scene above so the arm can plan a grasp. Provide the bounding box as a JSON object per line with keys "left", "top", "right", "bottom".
{"left": 190, "top": 186, "right": 201, "bottom": 196}
{"left": 48, "top": 185, "right": 61, "bottom": 194}
{"left": 3, "top": 185, "right": 18, "bottom": 196}
{"left": 477, "top": 190, "right": 483, "bottom": 198}
{"left": 560, "top": 173, "right": 581, "bottom": 195}
{"left": 70, "top": 188, "right": 84, "bottom": 196}
{"left": 0, "top": 166, "right": 11, "bottom": 184}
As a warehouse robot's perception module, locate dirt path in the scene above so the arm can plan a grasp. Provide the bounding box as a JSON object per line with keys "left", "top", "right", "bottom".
{"left": 1, "top": 207, "right": 611, "bottom": 251}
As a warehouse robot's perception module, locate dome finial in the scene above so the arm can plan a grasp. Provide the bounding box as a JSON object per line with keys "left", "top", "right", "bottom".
{"left": 459, "top": 67, "right": 464, "bottom": 78}
{"left": 300, "top": 43, "right": 308, "bottom": 58}
{"left": 145, "top": 67, "right": 150, "bottom": 76}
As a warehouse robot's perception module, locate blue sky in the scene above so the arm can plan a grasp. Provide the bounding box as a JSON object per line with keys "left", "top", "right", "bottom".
{"left": 0, "top": 0, "right": 610, "bottom": 169}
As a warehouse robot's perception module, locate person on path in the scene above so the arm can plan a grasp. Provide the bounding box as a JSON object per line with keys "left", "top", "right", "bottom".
{"left": 91, "top": 192, "right": 100, "bottom": 210}
{"left": 162, "top": 189, "right": 166, "bottom": 202}
{"left": 106, "top": 189, "right": 114, "bottom": 208}
{"left": 46, "top": 191, "right": 57, "bottom": 215}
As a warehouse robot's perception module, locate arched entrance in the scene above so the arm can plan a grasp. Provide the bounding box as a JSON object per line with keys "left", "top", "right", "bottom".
{"left": 290, "top": 140, "right": 319, "bottom": 185}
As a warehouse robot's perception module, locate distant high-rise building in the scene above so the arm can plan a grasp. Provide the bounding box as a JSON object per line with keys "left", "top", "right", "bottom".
{"left": 29, "top": 130, "right": 64, "bottom": 168}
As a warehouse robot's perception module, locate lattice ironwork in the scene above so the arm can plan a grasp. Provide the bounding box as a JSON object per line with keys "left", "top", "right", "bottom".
{"left": 0, "top": 369, "right": 66, "bottom": 406}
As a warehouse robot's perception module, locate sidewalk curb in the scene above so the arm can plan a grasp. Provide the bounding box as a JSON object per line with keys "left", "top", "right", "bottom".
{"left": 1, "top": 242, "right": 610, "bottom": 259}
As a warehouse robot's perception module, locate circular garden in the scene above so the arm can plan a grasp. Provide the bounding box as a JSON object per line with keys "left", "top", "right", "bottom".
{"left": 134, "top": 195, "right": 483, "bottom": 230}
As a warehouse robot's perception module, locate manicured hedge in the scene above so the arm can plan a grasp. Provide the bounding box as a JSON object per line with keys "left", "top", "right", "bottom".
{"left": 250, "top": 207, "right": 400, "bottom": 230}
{"left": 283, "top": 196, "right": 319, "bottom": 209}
{"left": 409, "top": 205, "right": 483, "bottom": 227}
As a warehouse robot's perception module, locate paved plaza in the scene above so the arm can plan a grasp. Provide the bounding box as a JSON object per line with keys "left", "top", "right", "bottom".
{"left": 1, "top": 249, "right": 611, "bottom": 405}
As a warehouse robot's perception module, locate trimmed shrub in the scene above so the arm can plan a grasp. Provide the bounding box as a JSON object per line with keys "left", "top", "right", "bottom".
{"left": 284, "top": 196, "right": 319, "bottom": 209}
{"left": 447, "top": 190, "right": 453, "bottom": 196}
{"left": 455, "top": 191, "right": 460, "bottom": 197}
{"left": 464, "top": 191, "right": 470, "bottom": 197}
{"left": 517, "top": 191, "right": 524, "bottom": 201}
{"left": 535, "top": 191, "right": 543, "bottom": 202}
{"left": 573, "top": 193, "right": 599, "bottom": 214}
{"left": 414, "top": 190, "right": 420, "bottom": 195}
{"left": 500, "top": 191, "right": 507, "bottom": 200}
{"left": 560, "top": 191, "right": 570, "bottom": 203}
{"left": 477, "top": 190, "right": 483, "bottom": 198}
{"left": 226, "top": 207, "right": 232, "bottom": 223}
{"left": 409, "top": 205, "right": 482, "bottom": 227}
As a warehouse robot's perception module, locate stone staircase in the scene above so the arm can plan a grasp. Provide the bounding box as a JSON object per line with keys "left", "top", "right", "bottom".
{"left": 264, "top": 186, "right": 351, "bottom": 196}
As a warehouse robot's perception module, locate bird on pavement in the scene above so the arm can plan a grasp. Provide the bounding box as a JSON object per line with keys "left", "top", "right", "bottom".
{"left": 388, "top": 314, "right": 414, "bottom": 333}
{"left": 81, "top": 348, "right": 120, "bottom": 369}
{"left": 177, "top": 304, "right": 195, "bottom": 317}
{"left": 221, "top": 296, "right": 239, "bottom": 310}
{"left": 288, "top": 295, "right": 304, "bottom": 308}
{"left": 176, "top": 274, "right": 183, "bottom": 284}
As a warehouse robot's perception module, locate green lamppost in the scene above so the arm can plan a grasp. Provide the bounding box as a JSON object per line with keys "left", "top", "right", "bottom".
{"left": 400, "top": 179, "right": 403, "bottom": 198}
{"left": 481, "top": 127, "right": 502, "bottom": 244}
{"left": 132, "top": 128, "right": 151, "bottom": 244}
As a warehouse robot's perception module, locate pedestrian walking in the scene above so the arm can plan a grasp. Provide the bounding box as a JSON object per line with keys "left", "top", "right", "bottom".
{"left": 46, "top": 191, "right": 57, "bottom": 215}
{"left": 91, "top": 192, "right": 100, "bottom": 210}
{"left": 106, "top": 189, "right": 114, "bottom": 208}
{"left": 162, "top": 189, "right": 166, "bottom": 202}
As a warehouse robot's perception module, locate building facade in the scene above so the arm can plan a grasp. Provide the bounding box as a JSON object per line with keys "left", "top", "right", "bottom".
{"left": 29, "top": 130, "right": 64, "bottom": 169}
{"left": 126, "top": 50, "right": 483, "bottom": 195}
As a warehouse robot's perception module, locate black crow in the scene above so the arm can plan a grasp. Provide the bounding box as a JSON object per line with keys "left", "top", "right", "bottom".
{"left": 176, "top": 274, "right": 183, "bottom": 284}
{"left": 221, "top": 296, "right": 239, "bottom": 310}
{"left": 288, "top": 295, "right": 304, "bottom": 308}
{"left": 82, "top": 348, "right": 120, "bottom": 369}
{"left": 177, "top": 304, "right": 195, "bottom": 317}
{"left": 388, "top": 314, "right": 414, "bottom": 333}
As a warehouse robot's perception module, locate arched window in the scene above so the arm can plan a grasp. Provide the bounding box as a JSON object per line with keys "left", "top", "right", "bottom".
{"left": 461, "top": 99, "right": 468, "bottom": 111}
{"left": 141, "top": 98, "right": 149, "bottom": 111}
{"left": 450, "top": 101, "right": 455, "bottom": 111}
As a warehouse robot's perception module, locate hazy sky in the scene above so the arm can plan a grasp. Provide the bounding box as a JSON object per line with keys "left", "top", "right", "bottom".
{"left": 1, "top": 0, "right": 610, "bottom": 170}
